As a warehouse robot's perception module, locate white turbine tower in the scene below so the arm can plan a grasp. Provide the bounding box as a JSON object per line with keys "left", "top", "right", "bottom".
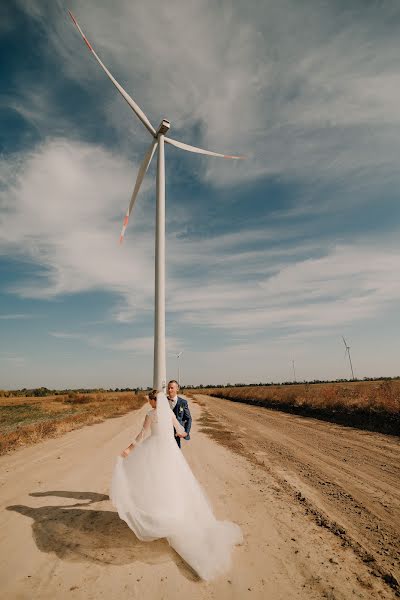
{"left": 69, "top": 12, "right": 244, "bottom": 392}
{"left": 342, "top": 336, "right": 355, "bottom": 380}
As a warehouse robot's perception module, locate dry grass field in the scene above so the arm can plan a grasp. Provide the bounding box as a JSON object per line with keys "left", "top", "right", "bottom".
{"left": 1, "top": 380, "right": 398, "bottom": 456}
{"left": 0, "top": 391, "right": 147, "bottom": 455}
{"left": 192, "top": 379, "right": 400, "bottom": 435}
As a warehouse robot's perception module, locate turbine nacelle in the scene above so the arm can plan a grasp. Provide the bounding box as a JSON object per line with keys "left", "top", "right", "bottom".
{"left": 156, "top": 119, "right": 171, "bottom": 137}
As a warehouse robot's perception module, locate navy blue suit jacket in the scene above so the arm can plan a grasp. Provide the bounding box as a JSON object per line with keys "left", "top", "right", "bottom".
{"left": 171, "top": 396, "right": 192, "bottom": 443}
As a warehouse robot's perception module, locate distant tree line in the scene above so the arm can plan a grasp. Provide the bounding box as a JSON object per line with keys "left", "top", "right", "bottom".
{"left": 1, "top": 376, "right": 399, "bottom": 397}
{"left": 184, "top": 375, "right": 400, "bottom": 389}
{"left": 0, "top": 386, "right": 151, "bottom": 398}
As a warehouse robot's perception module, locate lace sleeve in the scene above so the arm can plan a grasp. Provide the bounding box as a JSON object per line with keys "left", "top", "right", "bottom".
{"left": 172, "top": 412, "right": 186, "bottom": 436}
{"left": 133, "top": 413, "right": 152, "bottom": 445}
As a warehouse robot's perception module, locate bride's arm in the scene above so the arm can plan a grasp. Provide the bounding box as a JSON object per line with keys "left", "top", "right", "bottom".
{"left": 172, "top": 413, "right": 187, "bottom": 438}
{"left": 121, "top": 413, "right": 152, "bottom": 457}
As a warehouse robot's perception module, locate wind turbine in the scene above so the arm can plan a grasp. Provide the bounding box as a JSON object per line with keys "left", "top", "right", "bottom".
{"left": 176, "top": 351, "right": 183, "bottom": 387}
{"left": 342, "top": 336, "right": 355, "bottom": 380}
{"left": 68, "top": 12, "right": 244, "bottom": 392}
{"left": 292, "top": 359, "right": 296, "bottom": 382}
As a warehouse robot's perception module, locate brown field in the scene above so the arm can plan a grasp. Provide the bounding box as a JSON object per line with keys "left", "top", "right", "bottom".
{"left": 0, "top": 391, "right": 147, "bottom": 456}
{"left": 188, "top": 379, "right": 400, "bottom": 436}
{"left": 1, "top": 380, "right": 398, "bottom": 456}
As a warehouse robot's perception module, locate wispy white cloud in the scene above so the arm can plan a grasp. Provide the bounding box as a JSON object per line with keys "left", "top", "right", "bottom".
{"left": 170, "top": 243, "right": 400, "bottom": 333}
{"left": 1, "top": 138, "right": 400, "bottom": 340}
{"left": 49, "top": 330, "right": 182, "bottom": 356}
{"left": 109, "top": 335, "right": 181, "bottom": 354}
{"left": 0, "top": 354, "right": 26, "bottom": 366}
{"left": 0, "top": 138, "right": 155, "bottom": 308}
{"left": 0, "top": 313, "right": 33, "bottom": 320}
{"left": 8, "top": 0, "right": 400, "bottom": 201}
{"left": 49, "top": 331, "right": 85, "bottom": 340}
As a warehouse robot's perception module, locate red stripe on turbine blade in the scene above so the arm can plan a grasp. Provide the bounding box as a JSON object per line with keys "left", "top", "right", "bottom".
{"left": 83, "top": 36, "right": 93, "bottom": 51}
{"left": 119, "top": 215, "right": 129, "bottom": 243}
{"left": 68, "top": 10, "right": 78, "bottom": 26}
{"left": 223, "top": 154, "right": 245, "bottom": 159}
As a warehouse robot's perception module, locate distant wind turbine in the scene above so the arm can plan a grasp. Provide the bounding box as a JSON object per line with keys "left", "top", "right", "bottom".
{"left": 68, "top": 12, "right": 244, "bottom": 391}
{"left": 292, "top": 359, "right": 296, "bottom": 382}
{"left": 342, "top": 336, "right": 355, "bottom": 380}
{"left": 176, "top": 351, "right": 183, "bottom": 387}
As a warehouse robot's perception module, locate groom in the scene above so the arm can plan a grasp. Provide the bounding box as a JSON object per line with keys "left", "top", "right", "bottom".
{"left": 167, "top": 380, "right": 192, "bottom": 448}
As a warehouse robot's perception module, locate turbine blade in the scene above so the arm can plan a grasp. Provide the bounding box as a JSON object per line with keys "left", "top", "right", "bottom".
{"left": 68, "top": 11, "right": 156, "bottom": 136}
{"left": 165, "top": 137, "right": 245, "bottom": 159}
{"left": 119, "top": 140, "right": 158, "bottom": 243}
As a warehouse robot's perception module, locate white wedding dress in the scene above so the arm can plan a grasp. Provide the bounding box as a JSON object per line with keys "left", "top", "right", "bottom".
{"left": 110, "top": 392, "right": 242, "bottom": 580}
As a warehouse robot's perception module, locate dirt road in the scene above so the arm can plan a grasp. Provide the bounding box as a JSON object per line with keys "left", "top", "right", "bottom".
{"left": 0, "top": 395, "right": 398, "bottom": 599}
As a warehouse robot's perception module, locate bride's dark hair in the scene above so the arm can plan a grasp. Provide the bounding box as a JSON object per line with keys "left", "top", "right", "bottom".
{"left": 148, "top": 389, "right": 158, "bottom": 401}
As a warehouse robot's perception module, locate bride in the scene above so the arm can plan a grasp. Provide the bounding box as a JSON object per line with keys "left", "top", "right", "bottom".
{"left": 110, "top": 390, "right": 242, "bottom": 581}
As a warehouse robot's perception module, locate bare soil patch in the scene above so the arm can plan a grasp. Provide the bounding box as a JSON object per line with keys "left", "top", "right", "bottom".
{"left": 195, "top": 380, "right": 400, "bottom": 436}
{"left": 1, "top": 398, "right": 398, "bottom": 599}
{"left": 192, "top": 393, "right": 400, "bottom": 596}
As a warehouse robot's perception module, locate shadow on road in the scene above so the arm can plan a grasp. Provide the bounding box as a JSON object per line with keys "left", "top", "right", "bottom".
{"left": 30, "top": 490, "right": 109, "bottom": 506}
{"left": 7, "top": 490, "right": 198, "bottom": 581}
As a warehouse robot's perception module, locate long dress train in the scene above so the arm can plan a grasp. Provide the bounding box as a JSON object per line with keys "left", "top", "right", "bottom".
{"left": 110, "top": 393, "right": 242, "bottom": 580}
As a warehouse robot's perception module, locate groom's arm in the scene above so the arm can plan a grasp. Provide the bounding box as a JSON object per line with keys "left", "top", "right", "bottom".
{"left": 182, "top": 400, "right": 192, "bottom": 437}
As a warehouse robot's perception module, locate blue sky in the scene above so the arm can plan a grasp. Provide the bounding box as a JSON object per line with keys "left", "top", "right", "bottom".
{"left": 1, "top": 0, "right": 400, "bottom": 389}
